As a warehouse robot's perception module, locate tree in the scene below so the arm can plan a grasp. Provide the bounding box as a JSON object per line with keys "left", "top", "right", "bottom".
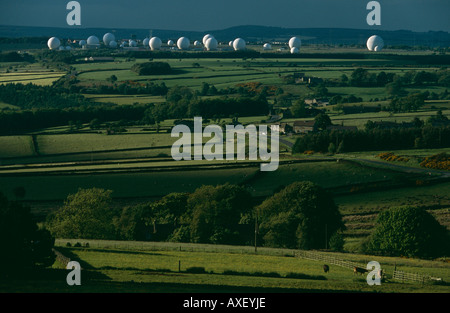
{"left": 256, "top": 181, "right": 345, "bottom": 249}
{"left": 188, "top": 184, "right": 253, "bottom": 245}
{"left": 314, "top": 112, "right": 332, "bottom": 130}
{"left": 0, "top": 192, "right": 55, "bottom": 275}
{"left": 47, "top": 188, "right": 116, "bottom": 239}
{"left": 290, "top": 99, "right": 307, "bottom": 118}
{"left": 362, "top": 206, "right": 450, "bottom": 258}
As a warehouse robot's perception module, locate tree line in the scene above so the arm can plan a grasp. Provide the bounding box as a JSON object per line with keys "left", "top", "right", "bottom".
{"left": 293, "top": 124, "right": 450, "bottom": 154}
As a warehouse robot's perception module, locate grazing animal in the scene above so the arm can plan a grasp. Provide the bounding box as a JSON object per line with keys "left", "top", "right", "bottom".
{"left": 353, "top": 266, "right": 368, "bottom": 275}
{"left": 323, "top": 264, "right": 329, "bottom": 273}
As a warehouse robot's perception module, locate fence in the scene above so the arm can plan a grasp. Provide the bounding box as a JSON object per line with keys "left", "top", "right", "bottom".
{"left": 295, "top": 250, "right": 363, "bottom": 270}
{"left": 393, "top": 269, "right": 442, "bottom": 284}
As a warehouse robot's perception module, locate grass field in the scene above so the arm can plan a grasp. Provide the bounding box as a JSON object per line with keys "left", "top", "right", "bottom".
{"left": 20, "top": 239, "right": 446, "bottom": 293}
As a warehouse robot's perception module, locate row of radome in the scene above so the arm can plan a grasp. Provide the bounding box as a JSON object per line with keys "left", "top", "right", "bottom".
{"left": 47, "top": 33, "right": 384, "bottom": 53}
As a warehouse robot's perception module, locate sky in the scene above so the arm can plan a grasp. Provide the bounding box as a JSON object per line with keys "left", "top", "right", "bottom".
{"left": 0, "top": 0, "right": 449, "bottom": 32}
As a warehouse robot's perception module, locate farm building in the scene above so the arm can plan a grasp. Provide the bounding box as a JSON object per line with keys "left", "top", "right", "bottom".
{"left": 293, "top": 120, "right": 317, "bottom": 134}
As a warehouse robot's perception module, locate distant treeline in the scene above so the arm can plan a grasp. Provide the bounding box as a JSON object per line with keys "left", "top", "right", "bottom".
{"left": 293, "top": 125, "right": 450, "bottom": 154}
{"left": 0, "top": 104, "right": 148, "bottom": 135}
{"left": 0, "top": 51, "right": 35, "bottom": 63}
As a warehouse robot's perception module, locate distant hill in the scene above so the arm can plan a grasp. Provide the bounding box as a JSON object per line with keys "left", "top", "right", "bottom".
{"left": 1, "top": 24, "right": 449, "bottom": 47}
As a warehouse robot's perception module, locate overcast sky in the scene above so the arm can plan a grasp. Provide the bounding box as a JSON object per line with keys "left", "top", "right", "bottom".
{"left": 1, "top": 0, "right": 449, "bottom": 32}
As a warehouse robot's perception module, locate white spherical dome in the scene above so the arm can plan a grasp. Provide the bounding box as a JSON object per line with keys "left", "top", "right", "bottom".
{"left": 79, "top": 40, "right": 87, "bottom": 47}
{"left": 367, "top": 35, "right": 384, "bottom": 51}
{"left": 87, "top": 36, "right": 100, "bottom": 46}
{"left": 289, "top": 37, "right": 301, "bottom": 49}
{"left": 109, "top": 41, "right": 118, "bottom": 48}
{"left": 202, "top": 34, "right": 214, "bottom": 45}
{"left": 194, "top": 40, "right": 202, "bottom": 47}
{"left": 177, "top": 37, "right": 190, "bottom": 50}
{"left": 229, "top": 41, "right": 233, "bottom": 47}
{"left": 290, "top": 47, "right": 299, "bottom": 54}
{"left": 65, "top": 46, "right": 72, "bottom": 51}
{"left": 47, "top": 37, "right": 61, "bottom": 50}
{"left": 233, "top": 38, "right": 246, "bottom": 51}
{"left": 129, "top": 40, "right": 137, "bottom": 47}
{"left": 167, "top": 40, "right": 174, "bottom": 46}
{"left": 205, "top": 37, "right": 218, "bottom": 51}
{"left": 143, "top": 38, "right": 150, "bottom": 47}
{"left": 263, "top": 43, "right": 272, "bottom": 50}
{"left": 103, "top": 33, "right": 115, "bottom": 46}
{"left": 149, "top": 37, "right": 162, "bottom": 50}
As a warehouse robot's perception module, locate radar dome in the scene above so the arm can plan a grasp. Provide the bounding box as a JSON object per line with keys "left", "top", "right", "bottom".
{"left": 289, "top": 37, "right": 301, "bottom": 49}
{"left": 177, "top": 37, "right": 190, "bottom": 50}
{"left": 263, "top": 43, "right": 272, "bottom": 51}
{"left": 233, "top": 38, "right": 246, "bottom": 51}
{"left": 129, "top": 40, "right": 137, "bottom": 47}
{"left": 87, "top": 36, "right": 100, "bottom": 46}
{"left": 79, "top": 40, "right": 87, "bottom": 47}
{"left": 290, "top": 47, "right": 299, "bottom": 54}
{"left": 205, "top": 37, "right": 218, "bottom": 51}
{"left": 167, "top": 40, "right": 174, "bottom": 46}
{"left": 229, "top": 41, "right": 233, "bottom": 47}
{"left": 143, "top": 38, "right": 150, "bottom": 47}
{"left": 103, "top": 33, "right": 115, "bottom": 46}
{"left": 47, "top": 37, "right": 61, "bottom": 50}
{"left": 202, "top": 34, "right": 214, "bottom": 45}
{"left": 150, "top": 37, "right": 162, "bottom": 50}
{"left": 109, "top": 41, "right": 118, "bottom": 48}
{"left": 367, "top": 35, "right": 384, "bottom": 51}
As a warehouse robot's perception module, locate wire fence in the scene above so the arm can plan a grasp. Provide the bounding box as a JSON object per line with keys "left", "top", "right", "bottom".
{"left": 295, "top": 250, "right": 364, "bottom": 270}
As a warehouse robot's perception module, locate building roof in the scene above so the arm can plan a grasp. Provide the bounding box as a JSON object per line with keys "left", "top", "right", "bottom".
{"left": 294, "top": 120, "right": 316, "bottom": 127}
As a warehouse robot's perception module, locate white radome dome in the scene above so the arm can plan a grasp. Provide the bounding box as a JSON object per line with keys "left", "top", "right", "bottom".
{"left": 143, "top": 38, "right": 150, "bottom": 47}
{"left": 58, "top": 46, "right": 65, "bottom": 51}
{"left": 167, "top": 40, "right": 174, "bottom": 46}
{"left": 47, "top": 37, "right": 61, "bottom": 50}
{"left": 149, "top": 37, "right": 162, "bottom": 50}
{"left": 103, "top": 33, "right": 115, "bottom": 46}
{"left": 194, "top": 40, "right": 202, "bottom": 47}
{"left": 290, "top": 47, "right": 299, "bottom": 54}
{"left": 177, "top": 37, "right": 190, "bottom": 50}
{"left": 263, "top": 43, "right": 272, "bottom": 50}
{"left": 229, "top": 41, "right": 233, "bottom": 47}
{"left": 289, "top": 37, "right": 301, "bottom": 49}
{"left": 367, "top": 35, "right": 384, "bottom": 51}
{"left": 65, "top": 46, "right": 72, "bottom": 51}
{"left": 205, "top": 37, "right": 218, "bottom": 51}
{"left": 202, "top": 34, "right": 214, "bottom": 45}
{"left": 129, "top": 40, "right": 137, "bottom": 47}
{"left": 79, "top": 40, "right": 87, "bottom": 47}
{"left": 109, "top": 41, "right": 118, "bottom": 48}
{"left": 233, "top": 38, "right": 246, "bottom": 51}
{"left": 87, "top": 35, "right": 100, "bottom": 46}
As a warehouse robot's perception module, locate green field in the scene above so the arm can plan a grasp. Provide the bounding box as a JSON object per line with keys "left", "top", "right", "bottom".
{"left": 18, "top": 240, "right": 445, "bottom": 293}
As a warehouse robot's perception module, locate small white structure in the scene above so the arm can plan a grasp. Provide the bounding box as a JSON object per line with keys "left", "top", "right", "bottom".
{"left": 177, "top": 37, "right": 190, "bottom": 50}
{"left": 228, "top": 41, "right": 233, "bottom": 47}
{"left": 263, "top": 43, "right": 272, "bottom": 51}
{"left": 367, "top": 35, "right": 384, "bottom": 51}
{"left": 290, "top": 47, "right": 299, "bottom": 54}
{"left": 109, "top": 41, "right": 118, "bottom": 48}
{"left": 103, "top": 33, "right": 115, "bottom": 46}
{"left": 233, "top": 38, "right": 246, "bottom": 51}
{"left": 143, "top": 38, "right": 150, "bottom": 47}
{"left": 149, "top": 37, "right": 162, "bottom": 50}
{"left": 194, "top": 40, "right": 202, "bottom": 47}
{"left": 289, "top": 37, "right": 301, "bottom": 50}
{"left": 203, "top": 34, "right": 214, "bottom": 45}
{"left": 129, "top": 40, "right": 137, "bottom": 47}
{"left": 47, "top": 37, "right": 61, "bottom": 50}
{"left": 205, "top": 37, "right": 218, "bottom": 51}
{"left": 167, "top": 39, "right": 175, "bottom": 46}
{"left": 79, "top": 39, "right": 87, "bottom": 47}
{"left": 87, "top": 35, "right": 100, "bottom": 46}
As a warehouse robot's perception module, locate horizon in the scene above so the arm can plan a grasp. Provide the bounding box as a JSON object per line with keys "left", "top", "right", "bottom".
{"left": 1, "top": 0, "right": 449, "bottom": 33}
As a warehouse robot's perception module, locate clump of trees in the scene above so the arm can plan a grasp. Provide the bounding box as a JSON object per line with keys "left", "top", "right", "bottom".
{"left": 361, "top": 206, "right": 450, "bottom": 259}
{"left": 0, "top": 192, "right": 55, "bottom": 276}
{"left": 256, "top": 181, "right": 345, "bottom": 250}
{"left": 131, "top": 62, "right": 172, "bottom": 75}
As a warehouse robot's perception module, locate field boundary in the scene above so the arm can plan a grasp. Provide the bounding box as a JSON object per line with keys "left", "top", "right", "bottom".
{"left": 295, "top": 250, "right": 363, "bottom": 270}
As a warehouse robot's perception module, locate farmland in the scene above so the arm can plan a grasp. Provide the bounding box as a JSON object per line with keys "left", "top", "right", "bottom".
{"left": 0, "top": 43, "right": 449, "bottom": 293}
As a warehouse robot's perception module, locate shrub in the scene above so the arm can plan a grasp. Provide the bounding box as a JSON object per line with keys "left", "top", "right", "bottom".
{"left": 131, "top": 62, "right": 172, "bottom": 75}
